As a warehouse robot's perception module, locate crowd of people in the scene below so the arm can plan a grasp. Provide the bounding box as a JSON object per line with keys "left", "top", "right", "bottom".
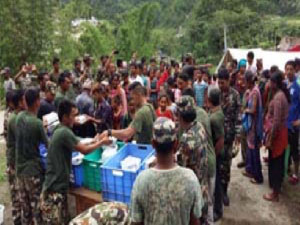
{"left": 1, "top": 51, "right": 300, "bottom": 225}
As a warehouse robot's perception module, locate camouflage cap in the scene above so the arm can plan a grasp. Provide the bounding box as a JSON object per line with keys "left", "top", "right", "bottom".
{"left": 45, "top": 81, "right": 57, "bottom": 95}
{"left": 176, "top": 96, "right": 195, "bottom": 114}
{"left": 153, "top": 117, "right": 176, "bottom": 144}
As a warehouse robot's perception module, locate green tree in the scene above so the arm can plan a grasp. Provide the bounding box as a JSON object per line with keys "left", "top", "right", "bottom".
{"left": 0, "top": 0, "right": 55, "bottom": 70}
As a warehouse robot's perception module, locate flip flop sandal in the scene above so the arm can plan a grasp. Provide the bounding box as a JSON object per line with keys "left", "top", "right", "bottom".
{"left": 263, "top": 193, "right": 279, "bottom": 202}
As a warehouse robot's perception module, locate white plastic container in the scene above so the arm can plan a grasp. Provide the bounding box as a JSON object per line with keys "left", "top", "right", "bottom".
{"left": 0, "top": 204, "right": 4, "bottom": 225}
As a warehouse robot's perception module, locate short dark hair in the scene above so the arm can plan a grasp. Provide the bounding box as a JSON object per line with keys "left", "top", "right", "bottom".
{"left": 53, "top": 57, "right": 60, "bottom": 65}
{"left": 218, "top": 68, "right": 230, "bottom": 80}
{"left": 25, "top": 88, "right": 40, "bottom": 108}
{"left": 58, "top": 72, "right": 69, "bottom": 85}
{"left": 74, "top": 58, "right": 81, "bottom": 66}
{"left": 129, "top": 81, "right": 147, "bottom": 96}
{"left": 110, "top": 73, "right": 120, "bottom": 83}
{"left": 270, "top": 65, "right": 279, "bottom": 75}
{"left": 179, "top": 109, "right": 197, "bottom": 123}
{"left": 137, "top": 62, "right": 144, "bottom": 70}
{"left": 247, "top": 51, "right": 254, "bottom": 60}
{"left": 201, "top": 67, "right": 210, "bottom": 76}
{"left": 58, "top": 100, "right": 76, "bottom": 122}
{"left": 12, "top": 89, "right": 25, "bottom": 109}
{"left": 208, "top": 88, "right": 221, "bottom": 106}
{"left": 128, "top": 81, "right": 142, "bottom": 92}
{"left": 112, "top": 95, "right": 122, "bottom": 105}
{"left": 38, "top": 71, "right": 48, "bottom": 82}
{"left": 182, "top": 88, "right": 195, "bottom": 99}
{"left": 158, "top": 93, "right": 168, "bottom": 101}
{"left": 285, "top": 60, "right": 295, "bottom": 69}
{"left": 120, "top": 69, "right": 129, "bottom": 78}
{"left": 153, "top": 140, "right": 175, "bottom": 156}
{"left": 150, "top": 58, "right": 156, "bottom": 63}
{"left": 130, "top": 62, "right": 137, "bottom": 69}
{"left": 116, "top": 59, "right": 123, "bottom": 68}
{"left": 178, "top": 73, "right": 189, "bottom": 82}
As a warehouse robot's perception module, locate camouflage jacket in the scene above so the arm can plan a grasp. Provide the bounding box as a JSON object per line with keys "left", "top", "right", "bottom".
{"left": 177, "top": 121, "right": 209, "bottom": 191}
{"left": 220, "top": 87, "right": 241, "bottom": 145}
{"left": 3, "top": 108, "right": 13, "bottom": 141}
{"left": 69, "top": 202, "right": 130, "bottom": 225}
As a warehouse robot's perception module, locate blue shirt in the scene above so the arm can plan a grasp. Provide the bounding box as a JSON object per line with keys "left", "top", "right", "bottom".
{"left": 287, "top": 77, "right": 300, "bottom": 131}
{"left": 76, "top": 92, "right": 94, "bottom": 115}
{"left": 194, "top": 81, "right": 208, "bottom": 107}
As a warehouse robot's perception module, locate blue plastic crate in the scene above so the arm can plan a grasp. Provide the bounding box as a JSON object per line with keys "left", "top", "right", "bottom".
{"left": 70, "top": 164, "right": 84, "bottom": 187}
{"left": 101, "top": 143, "right": 154, "bottom": 204}
{"left": 70, "top": 152, "right": 84, "bottom": 187}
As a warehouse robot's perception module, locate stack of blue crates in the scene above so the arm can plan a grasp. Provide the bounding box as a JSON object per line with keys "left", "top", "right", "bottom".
{"left": 101, "top": 143, "right": 154, "bottom": 204}
{"left": 39, "top": 144, "right": 84, "bottom": 188}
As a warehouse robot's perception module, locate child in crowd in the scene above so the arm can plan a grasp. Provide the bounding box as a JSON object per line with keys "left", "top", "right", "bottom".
{"left": 156, "top": 93, "right": 174, "bottom": 120}
{"left": 149, "top": 67, "right": 158, "bottom": 105}
{"left": 111, "top": 95, "right": 123, "bottom": 129}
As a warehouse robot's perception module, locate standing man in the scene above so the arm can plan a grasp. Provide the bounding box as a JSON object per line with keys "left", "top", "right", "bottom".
{"left": 72, "top": 58, "right": 83, "bottom": 95}
{"left": 38, "top": 71, "right": 50, "bottom": 99}
{"left": 247, "top": 51, "right": 257, "bottom": 74}
{"left": 181, "top": 89, "right": 216, "bottom": 225}
{"left": 6, "top": 90, "right": 26, "bottom": 225}
{"left": 129, "top": 63, "right": 144, "bottom": 86}
{"left": 176, "top": 96, "right": 209, "bottom": 224}
{"left": 50, "top": 57, "right": 60, "bottom": 83}
{"left": 1, "top": 67, "right": 16, "bottom": 93}
{"left": 131, "top": 117, "right": 203, "bottom": 225}
{"left": 54, "top": 72, "right": 72, "bottom": 109}
{"left": 38, "top": 82, "right": 57, "bottom": 120}
{"left": 15, "top": 88, "right": 48, "bottom": 224}
{"left": 41, "top": 100, "right": 111, "bottom": 224}
{"left": 76, "top": 80, "right": 94, "bottom": 116}
{"left": 286, "top": 61, "right": 300, "bottom": 185}
{"left": 207, "top": 88, "right": 225, "bottom": 222}
{"left": 217, "top": 68, "right": 241, "bottom": 206}
{"left": 101, "top": 82, "right": 156, "bottom": 144}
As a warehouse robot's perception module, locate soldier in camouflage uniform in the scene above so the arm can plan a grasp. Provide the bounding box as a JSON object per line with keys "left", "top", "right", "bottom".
{"left": 218, "top": 69, "right": 241, "bottom": 206}
{"left": 15, "top": 89, "right": 48, "bottom": 224}
{"left": 3, "top": 91, "right": 14, "bottom": 141}
{"left": 6, "top": 90, "right": 26, "bottom": 225}
{"left": 69, "top": 202, "right": 131, "bottom": 225}
{"left": 176, "top": 96, "right": 209, "bottom": 224}
{"left": 131, "top": 117, "right": 203, "bottom": 225}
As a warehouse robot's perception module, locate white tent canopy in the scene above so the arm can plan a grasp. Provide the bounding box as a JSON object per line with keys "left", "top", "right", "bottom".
{"left": 218, "top": 48, "right": 300, "bottom": 72}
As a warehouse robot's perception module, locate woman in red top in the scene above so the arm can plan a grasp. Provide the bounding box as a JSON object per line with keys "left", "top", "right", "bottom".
{"left": 263, "top": 71, "right": 289, "bottom": 202}
{"left": 156, "top": 94, "right": 174, "bottom": 121}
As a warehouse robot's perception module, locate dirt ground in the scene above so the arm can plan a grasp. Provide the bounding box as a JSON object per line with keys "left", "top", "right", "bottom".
{"left": 0, "top": 110, "right": 299, "bottom": 225}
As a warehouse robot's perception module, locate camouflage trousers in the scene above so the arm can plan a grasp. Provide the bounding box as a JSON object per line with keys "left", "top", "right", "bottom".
{"left": 69, "top": 202, "right": 130, "bottom": 225}
{"left": 18, "top": 176, "right": 43, "bottom": 225}
{"left": 220, "top": 143, "right": 233, "bottom": 186}
{"left": 7, "top": 166, "right": 21, "bottom": 225}
{"left": 40, "top": 192, "right": 69, "bottom": 225}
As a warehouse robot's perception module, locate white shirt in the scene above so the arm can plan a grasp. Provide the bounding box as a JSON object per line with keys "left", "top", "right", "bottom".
{"left": 247, "top": 62, "right": 257, "bottom": 74}
{"left": 129, "top": 75, "right": 144, "bottom": 86}
{"left": 4, "top": 78, "right": 16, "bottom": 93}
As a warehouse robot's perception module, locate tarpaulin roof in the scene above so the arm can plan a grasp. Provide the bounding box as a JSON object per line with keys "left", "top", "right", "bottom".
{"left": 218, "top": 48, "right": 300, "bottom": 71}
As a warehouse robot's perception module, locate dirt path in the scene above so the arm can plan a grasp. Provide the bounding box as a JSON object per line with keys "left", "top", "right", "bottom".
{"left": 219, "top": 150, "right": 300, "bottom": 225}
{"left": 0, "top": 110, "right": 299, "bottom": 224}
